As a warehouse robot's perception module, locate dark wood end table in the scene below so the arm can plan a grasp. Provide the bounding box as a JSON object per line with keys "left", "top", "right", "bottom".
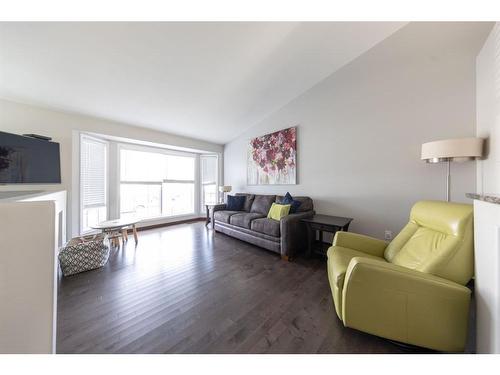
{"left": 205, "top": 203, "right": 224, "bottom": 229}
{"left": 301, "top": 214, "right": 353, "bottom": 258}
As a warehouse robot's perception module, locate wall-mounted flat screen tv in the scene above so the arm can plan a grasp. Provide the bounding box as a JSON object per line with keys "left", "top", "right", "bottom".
{"left": 0, "top": 131, "right": 61, "bottom": 184}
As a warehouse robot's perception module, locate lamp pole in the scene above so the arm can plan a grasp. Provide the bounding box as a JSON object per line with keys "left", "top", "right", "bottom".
{"left": 446, "top": 159, "right": 451, "bottom": 202}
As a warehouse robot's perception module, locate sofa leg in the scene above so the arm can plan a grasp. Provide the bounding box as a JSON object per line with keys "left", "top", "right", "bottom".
{"left": 281, "top": 255, "right": 290, "bottom": 262}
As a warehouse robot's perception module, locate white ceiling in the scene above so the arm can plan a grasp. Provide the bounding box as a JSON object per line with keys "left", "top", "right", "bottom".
{"left": 0, "top": 22, "right": 406, "bottom": 144}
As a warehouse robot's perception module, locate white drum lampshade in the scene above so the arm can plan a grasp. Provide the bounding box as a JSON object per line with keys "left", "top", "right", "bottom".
{"left": 218, "top": 186, "right": 232, "bottom": 193}
{"left": 421, "top": 137, "right": 484, "bottom": 163}
{"left": 421, "top": 137, "right": 484, "bottom": 201}
{"left": 218, "top": 186, "right": 232, "bottom": 203}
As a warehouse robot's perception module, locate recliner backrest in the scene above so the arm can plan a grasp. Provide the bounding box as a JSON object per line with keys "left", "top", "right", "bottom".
{"left": 384, "top": 200, "right": 474, "bottom": 285}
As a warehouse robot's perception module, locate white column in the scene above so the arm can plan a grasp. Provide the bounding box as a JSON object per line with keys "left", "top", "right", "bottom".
{"left": 474, "top": 199, "right": 500, "bottom": 353}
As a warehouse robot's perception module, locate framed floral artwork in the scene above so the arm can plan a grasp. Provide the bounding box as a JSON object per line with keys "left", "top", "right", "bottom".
{"left": 247, "top": 126, "right": 297, "bottom": 185}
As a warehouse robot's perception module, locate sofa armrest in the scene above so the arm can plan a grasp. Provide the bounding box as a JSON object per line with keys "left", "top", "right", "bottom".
{"left": 212, "top": 204, "right": 227, "bottom": 212}
{"left": 280, "top": 210, "right": 315, "bottom": 257}
{"left": 342, "top": 257, "right": 471, "bottom": 352}
{"left": 209, "top": 204, "right": 227, "bottom": 226}
{"left": 333, "top": 231, "right": 387, "bottom": 257}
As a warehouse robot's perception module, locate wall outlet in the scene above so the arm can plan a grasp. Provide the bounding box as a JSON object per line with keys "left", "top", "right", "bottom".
{"left": 384, "top": 230, "right": 393, "bottom": 241}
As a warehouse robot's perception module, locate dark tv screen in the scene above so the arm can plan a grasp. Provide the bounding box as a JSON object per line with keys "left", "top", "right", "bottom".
{"left": 0, "top": 131, "right": 61, "bottom": 184}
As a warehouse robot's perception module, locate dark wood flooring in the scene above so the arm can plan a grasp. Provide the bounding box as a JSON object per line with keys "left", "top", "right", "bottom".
{"left": 56, "top": 222, "right": 473, "bottom": 354}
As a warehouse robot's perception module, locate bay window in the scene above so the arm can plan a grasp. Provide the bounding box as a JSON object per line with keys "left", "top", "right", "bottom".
{"left": 79, "top": 132, "right": 219, "bottom": 234}
{"left": 119, "top": 147, "right": 195, "bottom": 220}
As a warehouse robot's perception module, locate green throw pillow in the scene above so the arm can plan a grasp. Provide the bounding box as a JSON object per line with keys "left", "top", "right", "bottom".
{"left": 267, "top": 203, "right": 291, "bottom": 221}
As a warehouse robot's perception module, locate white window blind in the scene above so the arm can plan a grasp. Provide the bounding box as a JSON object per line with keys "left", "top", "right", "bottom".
{"left": 201, "top": 155, "right": 218, "bottom": 206}
{"left": 81, "top": 136, "right": 107, "bottom": 208}
{"left": 201, "top": 155, "right": 217, "bottom": 184}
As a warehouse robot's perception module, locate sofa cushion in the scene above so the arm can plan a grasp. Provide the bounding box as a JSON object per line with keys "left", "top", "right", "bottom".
{"left": 215, "top": 221, "right": 280, "bottom": 243}
{"left": 236, "top": 193, "right": 255, "bottom": 212}
{"left": 250, "top": 195, "right": 276, "bottom": 215}
{"left": 276, "top": 195, "right": 313, "bottom": 212}
{"left": 251, "top": 217, "right": 281, "bottom": 237}
{"left": 214, "top": 210, "right": 240, "bottom": 224}
{"left": 229, "top": 212, "right": 265, "bottom": 229}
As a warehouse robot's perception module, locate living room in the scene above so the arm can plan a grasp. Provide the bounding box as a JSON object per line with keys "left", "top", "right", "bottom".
{"left": 1, "top": 1, "right": 500, "bottom": 373}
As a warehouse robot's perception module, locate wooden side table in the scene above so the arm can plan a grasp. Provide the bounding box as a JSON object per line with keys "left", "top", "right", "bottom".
{"left": 205, "top": 203, "right": 224, "bottom": 229}
{"left": 301, "top": 214, "right": 353, "bottom": 258}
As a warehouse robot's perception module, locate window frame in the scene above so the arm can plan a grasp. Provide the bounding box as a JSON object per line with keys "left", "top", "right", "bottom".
{"left": 117, "top": 143, "right": 197, "bottom": 221}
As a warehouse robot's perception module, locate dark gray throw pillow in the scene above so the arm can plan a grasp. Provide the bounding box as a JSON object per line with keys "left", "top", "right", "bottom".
{"left": 226, "top": 195, "right": 246, "bottom": 211}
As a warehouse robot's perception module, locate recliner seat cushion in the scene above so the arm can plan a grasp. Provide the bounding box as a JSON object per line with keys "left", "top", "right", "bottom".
{"left": 251, "top": 217, "right": 281, "bottom": 237}
{"left": 214, "top": 210, "right": 239, "bottom": 224}
{"left": 229, "top": 212, "right": 265, "bottom": 229}
{"left": 250, "top": 195, "right": 276, "bottom": 215}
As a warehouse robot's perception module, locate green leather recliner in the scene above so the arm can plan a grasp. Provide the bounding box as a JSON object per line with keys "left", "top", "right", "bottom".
{"left": 327, "top": 200, "right": 474, "bottom": 352}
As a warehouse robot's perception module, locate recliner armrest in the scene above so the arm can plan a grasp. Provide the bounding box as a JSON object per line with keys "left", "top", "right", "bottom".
{"left": 342, "top": 257, "right": 471, "bottom": 352}
{"left": 333, "top": 232, "right": 387, "bottom": 257}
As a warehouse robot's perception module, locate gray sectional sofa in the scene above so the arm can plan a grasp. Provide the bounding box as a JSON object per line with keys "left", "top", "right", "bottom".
{"left": 212, "top": 193, "right": 315, "bottom": 260}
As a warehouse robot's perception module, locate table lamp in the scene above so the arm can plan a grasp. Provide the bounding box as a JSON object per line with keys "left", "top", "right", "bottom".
{"left": 218, "top": 185, "right": 232, "bottom": 203}
{"left": 421, "top": 137, "right": 484, "bottom": 201}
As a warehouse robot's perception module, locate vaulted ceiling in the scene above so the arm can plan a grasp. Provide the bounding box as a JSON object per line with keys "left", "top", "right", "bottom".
{"left": 0, "top": 22, "right": 406, "bottom": 144}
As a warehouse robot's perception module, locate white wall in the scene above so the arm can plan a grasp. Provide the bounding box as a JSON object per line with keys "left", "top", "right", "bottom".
{"left": 0, "top": 98, "right": 224, "bottom": 238}
{"left": 477, "top": 24, "right": 500, "bottom": 194}
{"left": 224, "top": 22, "right": 491, "bottom": 239}
{"left": 474, "top": 22, "right": 500, "bottom": 354}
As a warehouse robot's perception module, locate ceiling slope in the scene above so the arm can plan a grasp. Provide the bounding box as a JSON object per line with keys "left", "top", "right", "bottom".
{"left": 0, "top": 22, "right": 406, "bottom": 143}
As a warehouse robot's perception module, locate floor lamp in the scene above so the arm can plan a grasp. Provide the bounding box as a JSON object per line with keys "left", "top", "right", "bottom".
{"left": 421, "top": 137, "right": 484, "bottom": 202}
{"left": 219, "top": 185, "right": 232, "bottom": 204}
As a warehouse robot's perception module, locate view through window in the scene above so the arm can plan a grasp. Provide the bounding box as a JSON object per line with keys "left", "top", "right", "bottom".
{"left": 80, "top": 135, "right": 219, "bottom": 234}
{"left": 119, "top": 148, "right": 195, "bottom": 220}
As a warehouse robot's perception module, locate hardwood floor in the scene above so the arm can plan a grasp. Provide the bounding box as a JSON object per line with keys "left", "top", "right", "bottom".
{"left": 56, "top": 222, "right": 472, "bottom": 354}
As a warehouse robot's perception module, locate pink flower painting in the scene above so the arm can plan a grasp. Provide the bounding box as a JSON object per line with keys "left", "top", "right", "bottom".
{"left": 247, "top": 127, "right": 297, "bottom": 185}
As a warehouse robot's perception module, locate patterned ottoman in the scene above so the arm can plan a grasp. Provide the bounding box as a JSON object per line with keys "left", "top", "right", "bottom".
{"left": 58, "top": 233, "right": 110, "bottom": 276}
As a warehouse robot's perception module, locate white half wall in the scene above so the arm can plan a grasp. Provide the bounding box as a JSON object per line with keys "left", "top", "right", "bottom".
{"left": 474, "top": 22, "right": 500, "bottom": 354}
{"left": 224, "top": 22, "right": 492, "bottom": 238}
{"left": 476, "top": 24, "right": 500, "bottom": 194}
{"left": 0, "top": 98, "right": 224, "bottom": 238}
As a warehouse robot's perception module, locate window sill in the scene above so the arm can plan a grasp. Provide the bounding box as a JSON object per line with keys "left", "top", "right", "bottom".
{"left": 80, "top": 213, "right": 201, "bottom": 236}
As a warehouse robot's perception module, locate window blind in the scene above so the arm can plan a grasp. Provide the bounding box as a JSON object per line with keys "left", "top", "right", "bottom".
{"left": 201, "top": 155, "right": 217, "bottom": 184}
{"left": 81, "top": 137, "right": 107, "bottom": 208}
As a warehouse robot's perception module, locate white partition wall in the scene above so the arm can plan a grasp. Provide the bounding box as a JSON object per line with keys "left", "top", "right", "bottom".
{"left": 0, "top": 190, "right": 66, "bottom": 354}
{"left": 473, "top": 199, "right": 500, "bottom": 353}
{"left": 475, "top": 23, "right": 500, "bottom": 353}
